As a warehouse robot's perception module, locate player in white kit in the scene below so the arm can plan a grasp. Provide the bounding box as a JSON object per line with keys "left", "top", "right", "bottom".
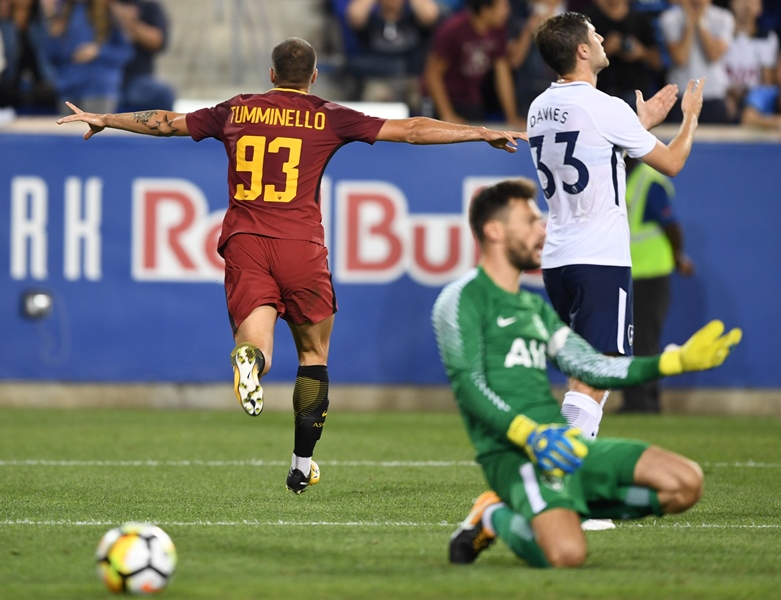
{"left": 527, "top": 12, "right": 704, "bottom": 444}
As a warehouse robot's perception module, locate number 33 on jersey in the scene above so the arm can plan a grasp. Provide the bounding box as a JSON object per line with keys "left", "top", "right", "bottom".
{"left": 526, "top": 81, "right": 657, "bottom": 270}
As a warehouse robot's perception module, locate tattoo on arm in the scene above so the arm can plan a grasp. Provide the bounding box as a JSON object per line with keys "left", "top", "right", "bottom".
{"left": 132, "top": 110, "right": 157, "bottom": 125}
{"left": 132, "top": 111, "right": 180, "bottom": 136}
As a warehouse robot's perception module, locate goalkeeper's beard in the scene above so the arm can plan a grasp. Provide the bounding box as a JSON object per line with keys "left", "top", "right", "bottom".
{"left": 507, "top": 246, "right": 541, "bottom": 272}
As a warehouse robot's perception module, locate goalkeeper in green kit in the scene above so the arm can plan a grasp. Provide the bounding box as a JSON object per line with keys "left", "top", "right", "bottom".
{"left": 431, "top": 179, "right": 742, "bottom": 568}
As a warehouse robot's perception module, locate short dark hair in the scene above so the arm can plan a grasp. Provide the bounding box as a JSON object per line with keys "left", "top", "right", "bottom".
{"left": 534, "top": 12, "right": 592, "bottom": 77}
{"left": 271, "top": 37, "right": 317, "bottom": 86}
{"left": 469, "top": 178, "right": 538, "bottom": 243}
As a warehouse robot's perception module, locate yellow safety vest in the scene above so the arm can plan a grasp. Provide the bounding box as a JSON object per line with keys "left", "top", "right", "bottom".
{"left": 626, "top": 163, "right": 676, "bottom": 279}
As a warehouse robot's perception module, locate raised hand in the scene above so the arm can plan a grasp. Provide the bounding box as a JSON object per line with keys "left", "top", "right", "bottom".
{"left": 681, "top": 78, "right": 705, "bottom": 120}
{"left": 636, "top": 84, "right": 679, "bottom": 130}
{"left": 659, "top": 320, "right": 742, "bottom": 376}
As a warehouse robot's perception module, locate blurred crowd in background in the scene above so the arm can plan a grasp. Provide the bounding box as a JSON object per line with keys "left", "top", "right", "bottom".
{"left": 1, "top": 0, "right": 780, "bottom": 130}
{"left": 0, "top": 0, "right": 173, "bottom": 117}
{"left": 324, "top": 0, "right": 781, "bottom": 129}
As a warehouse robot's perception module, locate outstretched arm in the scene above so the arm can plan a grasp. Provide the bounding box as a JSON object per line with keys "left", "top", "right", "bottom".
{"left": 549, "top": 320, "right": 741, "bottom": 387}
{"left": 376, "top": 116, "right": 527, "bottom": 152}
{"left": 56, "top": 102, "right": 190, "bottom": 140}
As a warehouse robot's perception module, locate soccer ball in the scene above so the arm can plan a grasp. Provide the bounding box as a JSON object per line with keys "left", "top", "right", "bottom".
{"left": 96, "top": 523, "right": 177, "bottom": 594}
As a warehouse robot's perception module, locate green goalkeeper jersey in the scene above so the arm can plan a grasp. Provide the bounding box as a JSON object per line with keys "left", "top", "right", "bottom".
{"left": 432, "top": 267, "right": 662, "bottom": 460}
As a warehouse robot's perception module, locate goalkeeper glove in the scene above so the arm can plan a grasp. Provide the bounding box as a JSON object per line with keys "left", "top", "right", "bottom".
{"left": 659, "top": 320, "right": 742, "bottom": 376}
{"left": 507, "top": 415, "right": 588, "bottom": 477}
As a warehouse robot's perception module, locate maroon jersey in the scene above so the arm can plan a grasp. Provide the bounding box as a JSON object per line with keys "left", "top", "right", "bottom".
{"left": 186, "top": 88, "right": 386, "bottom": 250}
{"left": 428, "top": 11, "right": 507, "bottom": 108}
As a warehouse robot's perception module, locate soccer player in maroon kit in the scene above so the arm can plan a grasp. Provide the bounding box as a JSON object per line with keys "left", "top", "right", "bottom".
{"left": 57, "top": 37, "right": 526, "bottom": 494}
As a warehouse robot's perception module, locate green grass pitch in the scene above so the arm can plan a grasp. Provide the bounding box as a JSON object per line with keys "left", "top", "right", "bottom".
{"left": 1, "top": 408, "right": 780, "bottom": 599}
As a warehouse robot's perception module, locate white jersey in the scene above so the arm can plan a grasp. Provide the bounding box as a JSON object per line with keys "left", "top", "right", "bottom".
{"left": 526, "top": 81, "right": 657, "bottom": 269}
{"left": 659, "top": 5, "right": 735, "bottom": 100}
{"left": 724, "top": 30, "right": 779, "bottom": 91}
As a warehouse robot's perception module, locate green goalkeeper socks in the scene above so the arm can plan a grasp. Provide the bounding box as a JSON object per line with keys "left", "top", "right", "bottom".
{"left": 489, "top": 505, "right": 550, "bottom": 568}
{"left": 487, "top": 487, "right": 662, "bottom": 568}
{"left": 586, "top": 486, "right": 663, "bottom": 520}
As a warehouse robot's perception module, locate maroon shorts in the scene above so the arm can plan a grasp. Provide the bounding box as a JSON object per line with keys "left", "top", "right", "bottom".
{"left": 222, "top": 234, "right": 337, "bottom": 331}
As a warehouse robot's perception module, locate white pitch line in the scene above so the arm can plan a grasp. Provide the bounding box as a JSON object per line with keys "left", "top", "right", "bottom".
{"left": 0, "top": 519, "right": 778, "bottom": 529}
{"left": 0, "top": 519, "right": 452, "bottom": 527}
{"left": 0, "top": 460, "right": 778, "bottom": 468}
{"left": 626, "top": 523, "right": 781, "bottom": 529}
{"left": 0, "top": 459, "right": 477, "bottom": 467}
{"left": 704, "top": 462, "right": 781, "bottom": 468}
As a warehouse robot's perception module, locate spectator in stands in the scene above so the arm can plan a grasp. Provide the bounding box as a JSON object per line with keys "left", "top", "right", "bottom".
{"left": 423, "top": 0, "right": 523, "bottom": 125}
{"left": 507, "top": 0, "right": 561, "bottom": 120}
{"left": 110, "top": 0, "right": 174, "bottom": 112}
{"left": 44, "top": 0, "right": 133, "bottom": 114}
{"left": 740, "top": 54, "right": 781, "bottom": 129}
{"left": 621, "top": 158, "right": 695, "bottom": 414}
{"left": 330, "top": 0, "right": 359, "bottom": 56}
{"left": 724, "top": 0, "right": 778, "bottom": 122}
{"left": 0, "top": 0, "right": 58, "bottom": 113}
{"left": 345, "top": 0, "right": 440, "bottom": 105}
{"left": 583, "top": 0, "right": 664, "bottom": 109}
{"left": 659, "top": 0, "right": 735, "bottom": 123}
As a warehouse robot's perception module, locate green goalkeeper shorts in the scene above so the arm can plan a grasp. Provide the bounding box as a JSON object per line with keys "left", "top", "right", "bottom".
{"left": 479, "top": 437, "right": 651, "bottom": 522}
